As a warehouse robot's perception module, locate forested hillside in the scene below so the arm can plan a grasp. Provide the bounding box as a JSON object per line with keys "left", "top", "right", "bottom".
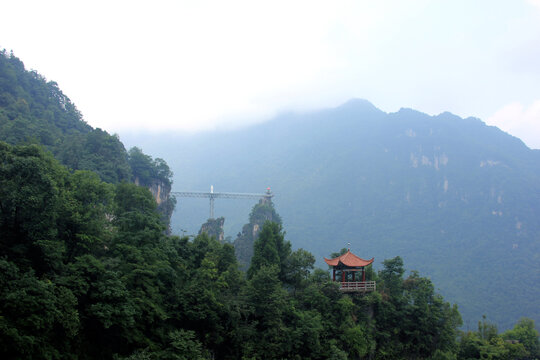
{"left": 123, "top": 99, "right": 540, "bottom": 330}
{"left": 2, "top": 49, "right": 539, "bottom": 359}
{"left": 0, "top": 50, "right": 175, "bottom": 227}
{"left": 0, "top": 143, "right": 538, "bottom": 359}
{"left": 234, "top": 197, "right": 282, "bottom": 270}
{"left": 2, "top": 142, "right": 538, "bottom": 359}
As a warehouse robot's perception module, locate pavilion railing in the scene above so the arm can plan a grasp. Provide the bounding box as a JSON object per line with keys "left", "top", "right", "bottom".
{"left": 339, "top": 281, "right": 376, "bottom": 293}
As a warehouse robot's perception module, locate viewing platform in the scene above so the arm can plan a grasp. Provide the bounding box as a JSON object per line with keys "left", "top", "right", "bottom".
{"left": 339, "top": 281, "right": 376, "bottom": 293}
{"left": 325, "top": 249, "right": 376, "bottom": 294}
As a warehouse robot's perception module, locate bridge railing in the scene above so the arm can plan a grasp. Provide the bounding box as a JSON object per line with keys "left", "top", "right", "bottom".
{"left": 339, "top": 281, "right": 376, "bottom": 293}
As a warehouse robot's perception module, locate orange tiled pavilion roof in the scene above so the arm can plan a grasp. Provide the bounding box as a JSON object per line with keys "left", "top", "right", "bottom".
{"left": 324, "top": 250, "right": 374, "bottom": 267}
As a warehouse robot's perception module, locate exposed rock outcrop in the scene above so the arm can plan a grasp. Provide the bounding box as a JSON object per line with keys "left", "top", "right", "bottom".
{"left": 199, "top": 217, "right": 225, "bottom": 242}
{"left": 233, "top": 198, "right": 281, "bottom": 270}
{"left": 135, "top": 176, "right": 175, "bottom": 234}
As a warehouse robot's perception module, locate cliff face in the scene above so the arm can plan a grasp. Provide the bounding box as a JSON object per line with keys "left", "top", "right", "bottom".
{"left": 145, "top": 178, "right": 170, "bottom": 205}
{"left": 135, "top": 176, "right": 175, "bottom": 233}
{"left": 199, "top": 217, "right": 225, "bottom": 242}
{"left": 234, "top": 199, "right": 282, "bottom": 270}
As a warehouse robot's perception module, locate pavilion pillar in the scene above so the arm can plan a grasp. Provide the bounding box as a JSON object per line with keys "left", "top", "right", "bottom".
{"left": 362, "top": 267, "right": 366, "bottom": 282}
{"left": 352, "top": 272, "right": 355, "bottom": 282}
{"left": 341, "top": 271, "right": 345, "bottom": 283}
{"left": 332, "top": 269, "right": 335, "bottom": 281}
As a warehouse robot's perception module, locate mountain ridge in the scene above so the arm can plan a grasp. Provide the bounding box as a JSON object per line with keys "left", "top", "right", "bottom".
{"left": 120, "top": 99, "right": 540, "bottom": 330}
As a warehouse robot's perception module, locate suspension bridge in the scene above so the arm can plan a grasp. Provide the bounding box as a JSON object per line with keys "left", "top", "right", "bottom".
{"left": 170, "top": 186, "right": 273, "bottom": 219}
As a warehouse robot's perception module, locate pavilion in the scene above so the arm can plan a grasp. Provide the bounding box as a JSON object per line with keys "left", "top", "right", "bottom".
{"left": 324, "top": 250, "right": 376, "bottom": 293}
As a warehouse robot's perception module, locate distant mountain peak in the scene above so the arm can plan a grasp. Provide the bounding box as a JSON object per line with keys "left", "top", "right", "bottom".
{"left": 435, "top": 111, "right": 467, "bottom": 121}
{"left": 337, "top": 98, "right": 383, "bottom": 113}
{"left": 396, "top": 107, "right": 429, "bottom": 117}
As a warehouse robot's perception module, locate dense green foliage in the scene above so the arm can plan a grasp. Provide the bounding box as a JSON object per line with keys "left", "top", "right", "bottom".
{"left": 0, "top": 49, "right": 130, "bottom": 183}
{"left": 1, "top": 142, "right": 537, "bottom": 359}
{"left": 0, "top": 51, "right": 88, "bottom": 139}
{"left": 2, "top": 49, "right": 538, "bottom": 359}
{"left": 128, "top": 147, "right": 172, "bottom": 188}
{"left": 132, "top": 99, "right": 540, "bottom": 329}
{"left": 457, "top": 316, "right": 540, "bottom": 360}
{"left": 0, "top": 50, "right": 175, "bottom": 225}
{"left": 234, "top": 199, "right": 282, "bottom": 269}
{"left": 128, "top": 147, "right": 176, "bottom": 230}
{"left": 198, "top": 217, "right": 225, "bottom": 242}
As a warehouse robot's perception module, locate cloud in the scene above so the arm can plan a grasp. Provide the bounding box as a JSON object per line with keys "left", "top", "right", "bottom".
{"left": 2, "top": 0, "right": 540, "bottom": 137}
{"left": 486, "top": 100, "right": 540, "bottom": 149}
{"left": 527, "top": 0, "right": 540, "bottom": 11}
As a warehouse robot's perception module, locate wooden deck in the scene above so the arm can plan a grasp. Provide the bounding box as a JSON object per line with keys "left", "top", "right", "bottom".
{"left": 339, "top": 281, "right": 376, "bottom": 293}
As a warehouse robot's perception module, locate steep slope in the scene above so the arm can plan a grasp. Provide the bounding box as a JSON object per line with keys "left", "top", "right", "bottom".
{"left": 0, "top": 50, "right": 131, "bottom": 183}
{"left": 0, "top": 50, "right": 175, "bottom": 226}
{"left": 234, "top": 199, "right": 282, "bottom": 270}
{"left": 123, "top": 99, "right": 540, "bottom": 329}
{"left": 199, "top": 217, "right": 225, "bottom": 242}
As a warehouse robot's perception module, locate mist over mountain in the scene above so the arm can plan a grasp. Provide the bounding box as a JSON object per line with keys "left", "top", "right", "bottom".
{"left": 4, "top": 49, "right": 539, "bottom": 358}
{"left": 122, "top": 99, "right": 540, "bottom": 330}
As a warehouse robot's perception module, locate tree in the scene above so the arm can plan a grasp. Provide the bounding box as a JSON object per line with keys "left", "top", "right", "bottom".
{"left": 247, "top": 221, "right": 290, "bottom": 281}
{"left": 128, "top": 147, "right": 173, "bottom": 187}
{"left": 373, "top": 258, "right": 462, "bottom": 359}
{"left": 61, "top": 170, "right": 114, "bottom": 261}
{"left": 478, "top": 314, "right": 499, "bottom": 342}
{"left": 158, "top": 329, "right": 209, "bottom": 360}
{"left": 78, "top": 129, "right": 131, "bottom": 183}
{"left": 128, "top": 147, "right": 154, "bottom": 185}
{"left": 64, "top": 254, "right": 136, "bottom": 357}
{"left": 233, "top": 200, "right": 282, "bottom": 270}
{"left": 244, "top": 265, "right": 289, "bottom": 359}
{"left": 401, "top": 271, "right": 462, "bottom": 358}
{"left": 284, "top": 248, "right": 315, "bottom": 292}
{"left": 113, "top": 182, "right": 164, "bottom": 238}
{"left": 379, "top": 256, "right": 405, "bottom": 298}
{"left": 0, "top": 142, "right": 67, "bottom": 275}
{"left": 0, "top": 259, "right": 79, "bottom": 359}
{"left": 502, "top": 317, "right": 540, "bottom": 358}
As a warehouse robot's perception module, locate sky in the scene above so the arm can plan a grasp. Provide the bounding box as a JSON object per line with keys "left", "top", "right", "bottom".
{"left": 2, "top": 0, "right": 540, "bottom": 148}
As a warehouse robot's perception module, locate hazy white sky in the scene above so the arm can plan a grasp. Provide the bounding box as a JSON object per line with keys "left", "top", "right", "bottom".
{"left": 2, "top": 0, "right": 540, "bottom": 148}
